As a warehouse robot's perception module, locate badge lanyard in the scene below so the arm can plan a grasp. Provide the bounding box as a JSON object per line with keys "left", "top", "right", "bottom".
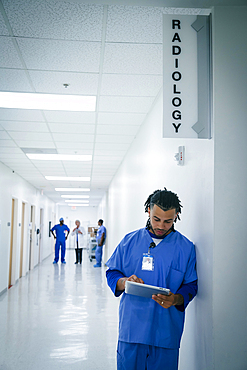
{"left": 142, "top": 242, "right": 156, "bottom": 271}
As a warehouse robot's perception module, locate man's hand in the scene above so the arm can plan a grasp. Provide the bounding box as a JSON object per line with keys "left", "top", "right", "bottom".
{"left": 117, "top": 274, "right": 144, "bottom": 291}
{"left": 152, "top": 292, "right": 184, "bottom": 309}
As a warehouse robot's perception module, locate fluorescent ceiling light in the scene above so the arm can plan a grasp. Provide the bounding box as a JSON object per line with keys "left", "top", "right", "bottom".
{"left": 64, "top": 200, "right": 89, "bottom": 203}
{"left": 0, "top": 92, "right": 96, "bottom": 111}
{"left": 55, "top": 188, "right": 90, "bottom": 192}
{"left": 27, "top": 154, "right": 92, "bottom": 161}
{"left": 68, "top": 204, "right": 89, "bottom": 207}
{"left": 61, "top": 195, "right": 89, "bottom": 198}
{"left": 45, "top": 176, "right": 90, "bottom": 181}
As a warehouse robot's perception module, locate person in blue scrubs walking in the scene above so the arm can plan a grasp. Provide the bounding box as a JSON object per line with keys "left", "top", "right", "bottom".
{"left": 94, "top": 219, "right": 106, "bottom": 267}
{"left": 50, "top": 218, "right": 70, "bottom": 264}
{"left": 106, "top": 188, "right": 198, "bottom": 370}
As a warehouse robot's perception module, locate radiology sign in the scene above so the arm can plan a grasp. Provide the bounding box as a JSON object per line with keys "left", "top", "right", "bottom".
{"left": 163, "top": 15, "right": 211, "bottom": 139}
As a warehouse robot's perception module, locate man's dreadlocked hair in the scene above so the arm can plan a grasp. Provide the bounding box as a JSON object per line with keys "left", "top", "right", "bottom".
{"left": 144, "top": 188, "right": 183, "bottom": 230}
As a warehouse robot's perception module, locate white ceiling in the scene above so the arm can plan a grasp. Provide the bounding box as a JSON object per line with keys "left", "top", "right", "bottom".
{"left": 0, "top": 0, "right": 209, "bottom": 207}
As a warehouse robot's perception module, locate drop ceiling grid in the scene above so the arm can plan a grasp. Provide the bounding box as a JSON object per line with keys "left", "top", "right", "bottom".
{"left": 0, "top": 1, "right": 166, "bottom": 205}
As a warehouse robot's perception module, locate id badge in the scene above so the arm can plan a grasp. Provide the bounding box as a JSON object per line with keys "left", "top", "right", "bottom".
{"left": 142, "top": 253, "right": 154, "bottom": 271}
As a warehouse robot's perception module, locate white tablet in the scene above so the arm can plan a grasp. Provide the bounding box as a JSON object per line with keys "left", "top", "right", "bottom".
{"left": 125, "top": 280, "right": 170, "bottom": 299}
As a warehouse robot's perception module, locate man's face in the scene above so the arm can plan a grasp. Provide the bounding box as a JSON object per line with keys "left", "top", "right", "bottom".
{"left": 148, "top": 204, "right": 177, "bottom": 237}
{"left": 75, "top": 221, "right": 80, "bottom": 227}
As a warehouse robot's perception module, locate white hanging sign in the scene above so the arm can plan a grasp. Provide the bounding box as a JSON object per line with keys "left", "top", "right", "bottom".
{"left": 163, "top": 15, "right": 198, "bottom": 138}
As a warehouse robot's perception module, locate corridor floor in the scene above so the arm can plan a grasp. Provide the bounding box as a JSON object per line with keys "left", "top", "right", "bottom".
{"left": 0, "top": 249, "right": 119, "bottom": 370}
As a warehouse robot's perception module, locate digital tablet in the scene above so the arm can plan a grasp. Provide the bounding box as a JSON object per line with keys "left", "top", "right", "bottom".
{"left": 125, "top": 281, "right": 170, "bottom": 299}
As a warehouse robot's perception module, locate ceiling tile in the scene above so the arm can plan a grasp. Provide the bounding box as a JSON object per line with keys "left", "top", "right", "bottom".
{"left": 103, "top": 43, "right": 162, "bottom": 75}
{"left": 56, "top": 149, "right": 93, "bottom": 155}
{"left": 52, "top": 133, "right": 94, "bottom": 143}
{"left": 29, "top": 70, "right": 99, "bottom": 95}
{"left": 17, "top": 38, "right": 101, "bottom": 73}
{"left": 101, "top": 74, "right": 162, "bottom": 96}
{"left": 56, "top": 142, "right": 94, "bottom": 150}
{"left": 98, "top": 112, "right": 145, "bottom": 125}
{"left": 0, "top": 139, "right": 17, "bottom": 147}
{"left": 0, "top": 108, "right": 45, "bottom": 122}
{"left": 96, "top": 124, "right": 139, "bottom": 136}
{"left": 96, "top": 134, "right": 133, "bottom": 144}
{"left": 99, "top": 96, "right": 155, "bottom": 113}
{"left": 0, "top": 153, "right": 26, "bottom": 159}
{"left": 14, "top": 141, "right": 56, "bottom": 149}
{"left": 0, "top": 147, "right": 23, "bottom": 154}
{"left": 0, "top": 11, "right": 8, "bottom": 35}
{"left": 0, "top": 131, "right": 11, "bottom": 139}
{"left": 93, "top": 149, "right": 126, "bottom": 156}
{"left": 8, "top": 131, "right": 53, "bottom": 141}
{"left": 1, "top": 121, "right": 49, "bottom": 132}
{"left": 94, "top": 142, "right": 130, "bottom": 151}
{"left": 0, "top": 68, "right": 33, "bottom": 92}
{"left": 3, "top": 0, "right": 103, "bottom": 41}
{"left": 106, "top": 5, "right": 162, "bottom": 43}
{"left": 49, "top": 123, "right": 95, "bottom": 134}
{"left": 0, "top": 36, "right": 23, "bottom": 68}
{"left": 43, "top": 111, "right": 96, "bottom": 124}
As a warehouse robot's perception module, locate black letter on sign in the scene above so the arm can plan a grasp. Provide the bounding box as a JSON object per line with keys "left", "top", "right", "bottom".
{"left": 172, "top": 97, "right": 182, "bottom": 107}
{"left": 172, "top": 20, "right": 181, "bottom": 30}
{"left": 172, "top": 123, "right": 181, "bottom": 133}
{"left": 172, "top": 110, "right": 181, "bottom": 120}
{"left": 172, "top": 33, "right": 181, "bottom": 42}
{"left": 173, "top": 84, "right": 181, "bottom": 94}
{"left": 172, "top": 45, "right": 181, "bottom": 55}
{"left": 172, "top": 71, "right": 182, "bottom": 81}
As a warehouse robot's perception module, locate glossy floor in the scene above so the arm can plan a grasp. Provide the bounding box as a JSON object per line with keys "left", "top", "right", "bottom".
{"left": 0, "top": 250, "right": 119, "bottom": 370}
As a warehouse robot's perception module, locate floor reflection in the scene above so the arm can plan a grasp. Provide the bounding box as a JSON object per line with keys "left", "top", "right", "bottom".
{"left": 0, "top": 249, "right": 119, "bottom": 370}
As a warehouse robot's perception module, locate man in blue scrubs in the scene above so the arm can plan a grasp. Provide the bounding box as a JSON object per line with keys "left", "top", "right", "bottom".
{"left": 94, "top": 219, "right": 106, "bottom": 267}
{"left": 106, "top": 188, "right": 197, "bottom": 370}
{"left": 51, "top": 218, "right": 70, "bottom": 264}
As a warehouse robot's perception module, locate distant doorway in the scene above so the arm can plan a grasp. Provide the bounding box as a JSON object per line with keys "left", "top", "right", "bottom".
{"left": 29, "top": 205, "right": 35, "bottom": 271}
{"left": 19, "top": 202, "right": 26, "bottom": 278}
{"left": 8, "top": 198, "right": 17, "bottom": 288}
{"left": 38, "top": 208, "right": 43, "bottom": 263}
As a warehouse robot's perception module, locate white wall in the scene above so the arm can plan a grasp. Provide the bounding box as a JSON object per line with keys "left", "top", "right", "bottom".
{"left": 213, "top": 6, "right": 247, "bottom": 370}
{"left": 0, "top": 161, "right": 56, "bottom": 295}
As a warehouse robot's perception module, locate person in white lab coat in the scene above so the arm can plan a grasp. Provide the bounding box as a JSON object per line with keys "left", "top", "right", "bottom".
{"left": 71, "top": 220, "right": 86, "bottom": 264}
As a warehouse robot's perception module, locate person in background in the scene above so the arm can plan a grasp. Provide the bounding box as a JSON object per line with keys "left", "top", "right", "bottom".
{"left": 94, "top": 219, "right": 106, "bottom": 268}
{"left": 50, "top": 218, "right": 70, "bottom": 264}
{"left": 106, "top": 188, "right": 197, "bottom": 370}
{"left": 71, "top": 220, "right": 85, "bottom": 264}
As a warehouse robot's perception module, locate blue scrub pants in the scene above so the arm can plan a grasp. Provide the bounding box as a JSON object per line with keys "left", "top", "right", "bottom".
{"left": 95, "top": 245, "right": 103, "bottom": 266}
{"left": 117, "top": 341, "right": 179, "bottom": 370}
{"left": 54, "top": 239, "right": 66, "bottom": 263}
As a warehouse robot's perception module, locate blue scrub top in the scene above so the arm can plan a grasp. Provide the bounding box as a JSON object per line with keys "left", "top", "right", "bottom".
{"left": 106, "top": 228, "right": 197, "bottom": 349}
{"left": 96, "top": 225, "right": 106, "bottom": 244}
{"left": 51, "top": 224, "right": 70, "bottom": 241}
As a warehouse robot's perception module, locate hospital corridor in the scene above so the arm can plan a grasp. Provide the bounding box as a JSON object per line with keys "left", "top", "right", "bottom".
{"left": 0, "top": 249, "right": 119, "bottom": 370}
{"left": 0, "top": 0, "right": 247, "bottom": 370}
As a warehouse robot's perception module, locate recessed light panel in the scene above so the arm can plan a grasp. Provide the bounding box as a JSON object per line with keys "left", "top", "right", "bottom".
{"left": 27, "top": 154, "right": 92, "bottom": 161}
{"left": 0, "top": 92, "right": 96, "bottom": 111}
